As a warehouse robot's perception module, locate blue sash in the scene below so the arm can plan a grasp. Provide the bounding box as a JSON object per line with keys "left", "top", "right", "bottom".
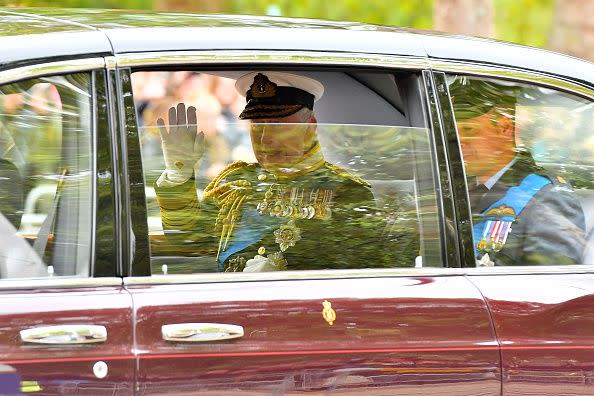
{"left": 218, "top": 208, "right": 280, "bottom": 269}
{"left": 473, "top": 173, "right": 550, "bottom": 257}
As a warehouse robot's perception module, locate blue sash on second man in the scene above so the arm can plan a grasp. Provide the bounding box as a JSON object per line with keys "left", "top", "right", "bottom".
{"left": 472, "top": 173, "right": 551, "bottom": 257}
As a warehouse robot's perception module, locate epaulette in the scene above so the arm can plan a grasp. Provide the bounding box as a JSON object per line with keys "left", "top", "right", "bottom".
{"left": 548, "top": 174, "right": 575, "bottom": 192}
{"left": 551, "top": 174, "right": 570, "bottom": 186}
{"left": 203, "top": 161, "right": 256, "bottom": 200}
{"left": 324, "top": 162, "right": 370, "bottom": 187}
{"left": 534, "top": 165, "right": 574, "bottom": 191}
{"left": 202, "top": 161, "right": 257, "bottom": 258}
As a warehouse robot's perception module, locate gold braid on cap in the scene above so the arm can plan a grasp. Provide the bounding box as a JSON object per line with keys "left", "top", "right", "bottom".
{"left": 203, "top": 161, "right": 256, "bottom": 259}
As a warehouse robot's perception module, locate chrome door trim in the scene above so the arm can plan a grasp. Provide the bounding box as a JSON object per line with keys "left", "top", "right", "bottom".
{"left": 113, "top": 51, "right": 594, "bottom": 279}
{"left": 162, "top": 323, "right": 244, "bottom": 342}
{"left": 430, "top": 59, "right": 594, "bottom": 101}
{"left": 0, "top": 277, "right": 122, "bottom": 290}
{"left": 0, "top": 58, "right": 106, "bottom": 86}
{"left": 429, "top": 71, "right": 474, "bottom": 268}
{"left": 422, "top": 70, "right": 459, "bottom": 268}
{"left": 123, "top": 265, "right": 594, "bottom": 285}
{"left": 20, "top": 324, "right": 107, "bottom": 344}
{"left": 115, "top": 50, "right": 429, "bottom": 69}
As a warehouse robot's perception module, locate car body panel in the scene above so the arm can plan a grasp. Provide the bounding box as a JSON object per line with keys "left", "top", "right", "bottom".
{"left": 0, "top": 7, "right": 593, "bottom": 395}
{"left": 0, "top": 11, "right": 112, "bottom": 67}
{"left": 102, "top": 27, "right": 426, "bottom": 57}
{"left": 0, "top": 283, "right": 134, "bottom": 395}
{"left": 3, "top": 8, "right": 594, "bottom": 90}
{"left": 423, "top": 34, "right": 594, "bottom": 88}
{"left": 128, "top": 275, "right": 500, "bottom": 394}
{"left": 469, "top": 274, "right": 594, "bottom": 395}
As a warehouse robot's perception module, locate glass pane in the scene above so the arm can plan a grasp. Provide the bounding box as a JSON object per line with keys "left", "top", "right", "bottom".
{"left": 447, "top": 75, "right": 592, "bottom": 266}
{"left": 132, "top": 71, "right": 441, "bottom": 274}
{"left": 0, "top": 73, "right": 93, "bottom": 279}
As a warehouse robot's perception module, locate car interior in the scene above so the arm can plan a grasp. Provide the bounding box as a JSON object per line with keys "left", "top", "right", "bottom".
{"left": 516, "top": 88, "right": 594, "bottom": 264}
{"left": 134, "top": 68, "right": 443, "bottom": 273}
{"left": 0, "top": 74, "right": 93, "bottom": 279}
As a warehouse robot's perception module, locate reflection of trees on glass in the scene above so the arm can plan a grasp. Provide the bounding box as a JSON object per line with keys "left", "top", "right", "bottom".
{"left": 0, "top": 73, "right": 94, "bottom": 278}
{"left": 140, "top": 124, "right": 440, "bottom": 274}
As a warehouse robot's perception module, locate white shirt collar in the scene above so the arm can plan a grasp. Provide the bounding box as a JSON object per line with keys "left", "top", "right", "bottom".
{"left": 484, "top": 155, "right": 519, "bottom": 190}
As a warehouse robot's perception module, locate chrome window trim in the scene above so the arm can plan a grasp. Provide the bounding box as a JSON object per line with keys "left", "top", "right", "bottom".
{"left": 89, "top": 71, "right": 98, "bottom": 277}
{"left": 0, "top": 58, "right": 106, "bottom": 86}
{"left": 116, "top": 51, "right": 594, "bottom": 281}
{"left": 0, "top": 58, "right": 113, "bottom": 285}
{"left": 430, "top": 59, "right": 594, "bottom": 101}
{"left": 421, "top": 70, "right": 458, "bottom": 267}
{"left": 0, "top": 277, "right": 123, "bottom": 290}
{"left": 115, "top": 50, "right": 429, "bottom": 69}
{"left": 431, "top": 59, "right": 594, "bottom": 273}
{"left": 124, "top": 265, "right": 594, "bottom": 285}
{"left": 105, "top": 56, "right": 117, "bottom": 70}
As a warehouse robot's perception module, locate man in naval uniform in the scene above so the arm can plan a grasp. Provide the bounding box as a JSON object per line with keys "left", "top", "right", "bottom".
{"left": 449, "top": 77, "right": 586, "bottom": 265}
{"left": 154, "top": 72, "right": 416, "bottom": 272}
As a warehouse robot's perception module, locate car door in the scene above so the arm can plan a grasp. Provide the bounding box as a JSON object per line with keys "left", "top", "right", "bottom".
{"left": 119, "top": 53, "right": 501, "bottom": 395}
{"left": 0, "top": 63, "right": 134, "bottom": 395}
{"left": 434, "top": 65, "right": 594, "bottom": 395}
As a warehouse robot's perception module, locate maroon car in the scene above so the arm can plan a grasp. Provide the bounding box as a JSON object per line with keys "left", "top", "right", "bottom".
{"left": 0, "top": 8, "right": 593, "bottom": 396}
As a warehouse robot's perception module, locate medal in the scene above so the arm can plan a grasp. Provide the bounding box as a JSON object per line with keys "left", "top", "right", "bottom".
{"left": 274, "top": 220, "right": 302, "bottom": 252}
{"left": 478, "top": 220, "right": 512, "bottom": 253}
{"left": 272, "top": 201, "right": 283, "bottom": 216}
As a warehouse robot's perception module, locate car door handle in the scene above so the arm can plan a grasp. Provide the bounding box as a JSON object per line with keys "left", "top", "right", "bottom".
{"left": 162, "top": 323, "right": 244, "bottom": 342}
{"left": 20, "top": 325, "right": 107, "bottom": 344}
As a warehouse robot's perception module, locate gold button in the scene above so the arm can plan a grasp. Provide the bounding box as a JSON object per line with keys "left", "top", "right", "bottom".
{"left": 258, "top": 246, "right": 266, "bottom": 255}
{"left": 258, "top": 174, "right": 266, "bottom": 181}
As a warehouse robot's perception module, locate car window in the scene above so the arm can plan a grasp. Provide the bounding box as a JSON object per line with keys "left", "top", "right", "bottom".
{"left": 0, "top": 73, "right": 93, "bottom": 279}
{"left": 131, "top": 70, "right": 442, "bottom": 274}
{"left": 447, "top": 74, "right": 594, "bottom": 266}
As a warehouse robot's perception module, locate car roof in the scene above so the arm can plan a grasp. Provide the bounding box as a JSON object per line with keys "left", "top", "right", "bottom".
{"left": 1, "top": 7, "right": 593, "bottom": 88}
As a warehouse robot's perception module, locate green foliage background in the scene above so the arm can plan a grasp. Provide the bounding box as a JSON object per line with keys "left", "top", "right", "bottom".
{"left": 1, "top": 0, "right": 556, "bottom": 49}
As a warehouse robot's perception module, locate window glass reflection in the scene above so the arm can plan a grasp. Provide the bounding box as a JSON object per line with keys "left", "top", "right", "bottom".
{"left": 448, "top": 75, "right": 592, "bottom": 266}
{"left": 132, "top": 71, "right": 441, "bottom": 274}
{"left": 0, "top": 73, "right": 93, "bottom": 279}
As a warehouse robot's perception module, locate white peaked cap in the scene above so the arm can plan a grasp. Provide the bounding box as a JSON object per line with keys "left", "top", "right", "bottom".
{"left": 235, "top": 71, "right": 324, "bottom": 101}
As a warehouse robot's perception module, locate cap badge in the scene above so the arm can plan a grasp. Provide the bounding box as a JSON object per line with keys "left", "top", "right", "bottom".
{"left": 250, "top": 73, "right": 277, "bottom": 98}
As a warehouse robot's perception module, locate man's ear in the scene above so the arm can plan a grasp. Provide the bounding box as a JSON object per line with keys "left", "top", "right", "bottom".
{"left": 497, "top": 113, "right": 514, "bottom": 139}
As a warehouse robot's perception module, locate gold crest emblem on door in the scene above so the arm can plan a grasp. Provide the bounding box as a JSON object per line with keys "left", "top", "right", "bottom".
{"left": 322, "top": 300, "right": 336, "bottom": 325}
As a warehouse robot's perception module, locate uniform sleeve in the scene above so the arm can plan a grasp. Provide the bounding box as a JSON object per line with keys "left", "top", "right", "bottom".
{"left": 518, "top": 186, "right": 586, "bottom": 265}
{"left": 154, "top": 176, "right": 217, "bottom": 256}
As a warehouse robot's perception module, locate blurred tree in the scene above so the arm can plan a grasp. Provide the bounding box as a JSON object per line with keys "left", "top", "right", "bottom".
{"left": 0, "top": 0, "right": 567, "bottom": 54}
{"left": 3, "top": 0, "right": 152, "bottom": 7}
{"left": 2, "top": 0, "right": 433, "bottom": 28}
{"left": 495, "top": 0, "right": 554, "bottom": 48}
{"left": 154, "top": 0, "right": 223, "bottom": 12}
{"left": 218, "top": 0, "right": 434, "bottom": 29}
{"left": 434, "top": 0, "right": 494, "bottom": 37}
{"left": 549, "top": 0, "right": 594, "bottom": 61}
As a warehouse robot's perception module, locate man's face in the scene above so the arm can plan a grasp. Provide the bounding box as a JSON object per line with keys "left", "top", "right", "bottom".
{"left": 249, "top": 110, "right": 317, "bottom": 169}
{"left": 456, "top": 109, "right": 515, "bottom": 179}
